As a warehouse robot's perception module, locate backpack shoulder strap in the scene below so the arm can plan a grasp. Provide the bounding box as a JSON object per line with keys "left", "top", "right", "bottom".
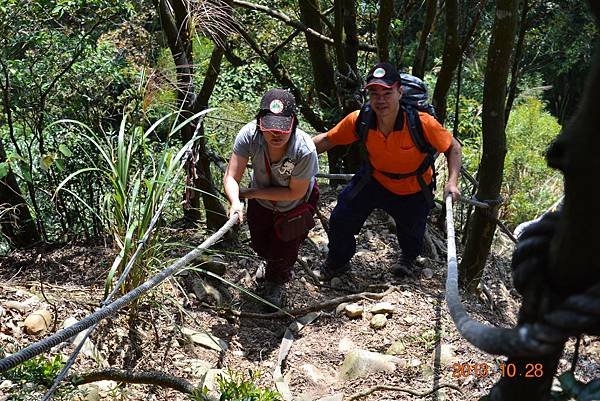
{"left": 404, "top": 106, "right": 435, "bottom": 155}
{"left": 355, "top": 103, "right": 373, "bottom": 142}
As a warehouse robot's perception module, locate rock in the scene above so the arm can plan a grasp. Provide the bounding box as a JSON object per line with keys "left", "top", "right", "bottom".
{"left": 386, "top": 340, "right": 406, "bottom": 355}
{"left": 433, "top": 344, "right": 455, "bottom": 368}
{"left": 24, "top": 309, "right": 52, "bottom": 335}
{"left": 180, "top": 327, "right": 228, "bottom": 352}
{"left": 196, "top": 255, "right": 227, "bottom": 276}
{"left": 62, "top": 318, "right": 108, "bottom": 367}
{"left": 422, "top": 268, "right": 434, "bottom": 279}
{"left": 403, "top": 315, "right": 415, "bottom": 324}
{"left": 370, "top": 314, "right": 387, "bottom": 329}
{"left": 338, "top": 337, "right": 355, "bottom": 354}
{"left": 76, "top": 384, "right": 100, "bottom": 401}
{"left": 415, "top": 256, "right": 427, "bottom": 267}
{"left": 421, "top": 364, "right": 434, "bottom": 379}
{"left": 339, "top": 349, "right": 401, "bottom": 380}
{"left": 335, "top": 302, "right": 349, "bottom": 315}
{"left": 200, "top": 369, "right": 228, "bottom": 401}
{"left": 370, "top": 302, "right": 395, "bottom": 315}
{"left": 410, "top": 358, "right": 422, "bottom": 367}
{"left": 344, "top": 303, "right": 363, "bottom": 318}
{"left": 300, "top": 363, "right": 328, "bottom": 385}
{"left": 0, "top": 380, "right": 12, "bottom": 390}
{"left": 3, "top": 301, "right": 29, "bottom": 313}
{"left": 192, "top": 279, "right": 222, "bottom": 305}
{"left": 189, "top": 359, "right": 212, "bottom": 378}
{"left": 0, "top": 306, "right": 5, "bottom": 319}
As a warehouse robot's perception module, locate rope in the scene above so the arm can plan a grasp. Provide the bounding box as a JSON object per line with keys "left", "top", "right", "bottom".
{"left": 0, "top": 213, "right": 239, "bottom": 374}
{"left": 445, "top": 197, "right": 600, "bottom": 357}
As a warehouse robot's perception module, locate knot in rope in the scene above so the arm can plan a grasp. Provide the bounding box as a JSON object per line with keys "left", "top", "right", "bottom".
{"left": 510, "top": 210, "right": 600, "bottom": 352}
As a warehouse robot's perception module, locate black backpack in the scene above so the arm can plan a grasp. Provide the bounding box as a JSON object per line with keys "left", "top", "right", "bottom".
{"left": 351, "top": 73, "right": 439, "bottom": 206}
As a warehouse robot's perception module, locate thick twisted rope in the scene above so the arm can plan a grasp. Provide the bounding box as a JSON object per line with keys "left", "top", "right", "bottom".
{"left": 445, "top": 196, "right": 600, "bottom": 357}
{"left": 0, "top": 213, "right": 239, "bottom": 374}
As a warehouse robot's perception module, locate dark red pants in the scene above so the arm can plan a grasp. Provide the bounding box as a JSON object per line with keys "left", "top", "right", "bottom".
{"left": 246, "top": 184, "right": 319, "bottom": 284}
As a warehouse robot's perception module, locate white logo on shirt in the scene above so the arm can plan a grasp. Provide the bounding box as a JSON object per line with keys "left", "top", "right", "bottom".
{"left": 279, "top": 159, "right": 295, "bottom": 175}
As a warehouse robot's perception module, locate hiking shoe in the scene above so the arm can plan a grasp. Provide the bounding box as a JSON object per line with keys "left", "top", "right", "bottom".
{"left": 262, "top": 281, "right": 284, "bottom": 310}
{"left": 312, "top": 261, "right": 350, "bottom": 282}
{"left": 392, "top": 259, "right": 417, "bottom": 277}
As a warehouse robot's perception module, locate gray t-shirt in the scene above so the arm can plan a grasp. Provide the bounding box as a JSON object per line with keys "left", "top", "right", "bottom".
{"left": 233, "top": 121, "right": 318, "bottom": 212}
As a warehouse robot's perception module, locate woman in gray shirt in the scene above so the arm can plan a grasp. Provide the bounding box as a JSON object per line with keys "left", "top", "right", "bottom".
{"left": 223, "top": 89, "right": 319, "bottom": 309}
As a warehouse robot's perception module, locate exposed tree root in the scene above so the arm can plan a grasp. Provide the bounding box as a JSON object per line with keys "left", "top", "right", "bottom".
{"left": 346, "top": 383, "right": 462, "bottom": 401}
{"left": 71, "top": 368, "right": 197, "bottom": 394}
{"left": 220, "top": 285, "right": 398, "bottom": 319}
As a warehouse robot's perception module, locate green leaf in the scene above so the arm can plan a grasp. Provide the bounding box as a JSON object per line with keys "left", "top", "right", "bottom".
{"left": 59, "top": 144, "right": 73, "bottom": 157}
{"left": 0, "top": 162, "right": 9, "bottom": 179}
{"left": 40, "top": 154, "right": 55, "bottom": 171}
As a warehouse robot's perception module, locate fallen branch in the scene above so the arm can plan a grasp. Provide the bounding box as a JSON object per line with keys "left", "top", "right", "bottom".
{"left": 221, "top": 285, "right": 397, "bottom": 319}
{"left": 346, "top": 383, "right": 462, "bottom": 401}
{"left": 71, "top": 368, "right": 197, "bottom": 394}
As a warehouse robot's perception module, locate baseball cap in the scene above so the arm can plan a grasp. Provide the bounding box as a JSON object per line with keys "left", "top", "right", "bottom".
{"left": 365, "top": 62, "right": 401, "bottom": 89}
{"left": 258, "top": 89, "right": 296, "bottom": 134}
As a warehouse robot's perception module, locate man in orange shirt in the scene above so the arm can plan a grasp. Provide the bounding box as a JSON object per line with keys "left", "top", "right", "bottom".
{"left": 313, "top": 62, "right": 462, "bottom": 279}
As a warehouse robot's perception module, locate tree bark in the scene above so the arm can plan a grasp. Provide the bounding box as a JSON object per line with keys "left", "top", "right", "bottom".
{"left": 460, "top": 0, "right": 518, "bottom": 289}
{"left": 0, "top": 136, "right": 40, "bottom": 248}
{"left": 298, "top": 0, "right": 338, "bottom": 114}
{"left": 432, "top": 0, "right": 460, "bottom": 125}
{"left": 412, "top": 0, "right": 437, "bottom": 78}
{"left": 156, "top": 0, "right": 227, "bottom": 229}
{"left": 504, "top": 0, "right": 530, "bottom": 125}
{"left": 376, "top": 0, "right": 394, "bottom": 62}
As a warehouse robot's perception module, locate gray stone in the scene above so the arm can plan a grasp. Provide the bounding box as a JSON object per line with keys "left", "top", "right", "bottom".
{"left": 370, "top": 314, "right": 387, "bottom": 329}
{"left": 316, "top": 394, "right": 343, "bottom": 401}
{"left": 335, "top": 302, "right": 349, "bottom": 315}
{"left": 370, "top": 302, "right": 395, "bottom": 315}
{"left": 339, "top": 349, "right": 401, "bottom": 380}
{"left": 180, "top": 327, "right": 228, "bottom": 352}
{"left": 422, "top": 268, "right": 434, "bottom": 279}
{"left": 386, "top": 340, "right": 406, "bottom": 355}
{"left": 3, "top": 301, "right": 28, "bottom": 313}
{"left": 344, "top": 303, "right": 364, "bottom": 318}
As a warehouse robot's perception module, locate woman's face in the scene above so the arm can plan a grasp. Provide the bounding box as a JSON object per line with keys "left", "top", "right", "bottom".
{"left": 262, "top": 129, "right": 292, "bottom": 148}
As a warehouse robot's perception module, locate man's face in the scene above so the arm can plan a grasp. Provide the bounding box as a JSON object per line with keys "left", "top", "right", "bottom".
{"left": 367, "top": 83, "right": 402, "bottom": 118}
{"left": 262, "top": 129, "right": 292, "bottom": 148}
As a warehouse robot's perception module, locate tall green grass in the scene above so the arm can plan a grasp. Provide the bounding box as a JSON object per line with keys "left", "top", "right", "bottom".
{"left": 54, "top": 110, "right": 211, "bottom": 295}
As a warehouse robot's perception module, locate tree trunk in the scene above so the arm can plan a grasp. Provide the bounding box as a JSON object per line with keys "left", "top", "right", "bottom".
{"left": 157, "top": 0, "right": 227, "bottom": 229}
{"left": 298, "top": 0, "right": 338, "bottom": 115}
{"left": 490, "top": 7, "right": 600, "bottom": 400}
{"left": 0, "top": 137, "right": 40, "bottom": 248}
{"left": 460, "top": 0, "right": 518, "bottom": 289}
{"left": 504, "top": 0, "right": 530, "bottom": 125}
{"left": 432, "top": 0, "right": 459, "bottom": 125}
{"left": 412, "top": 0, "right": 437, "bottom": 78}
{"left": 376, "top": 0, "right": 394, "bottom": 62}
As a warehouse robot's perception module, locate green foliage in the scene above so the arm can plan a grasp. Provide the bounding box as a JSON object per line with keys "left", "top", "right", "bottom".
{"left": 0, "top": 354, "right": 79, "bottom": 400}
{"left": 54, "top": 110, "right": 207, "bottom": 295}
{"left": 1, "top": 355, "right": 63, "bottom": 387}
{"left": 503, "top": 98, "right": 562, "bottom": 227}
{"left": 457, "top": 97, "right": 562, "bottom": 228}
{"left": 191, "top": 370, "right": 281, "bottom": 401}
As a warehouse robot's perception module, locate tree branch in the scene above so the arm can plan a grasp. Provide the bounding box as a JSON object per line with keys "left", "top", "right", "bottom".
{"left": 232, "top": 0, "right": 376, "bottom": 52}
{"left": 347, "top": 383, "right": 462, "bottom": 401}
{"left": 72, "top": 369, "right": 196, "bottom": 394}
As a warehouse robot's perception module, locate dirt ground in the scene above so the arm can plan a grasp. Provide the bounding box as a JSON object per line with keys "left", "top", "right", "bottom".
{"left": 0, "top": 184, "right": 598, "bottom": 400}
